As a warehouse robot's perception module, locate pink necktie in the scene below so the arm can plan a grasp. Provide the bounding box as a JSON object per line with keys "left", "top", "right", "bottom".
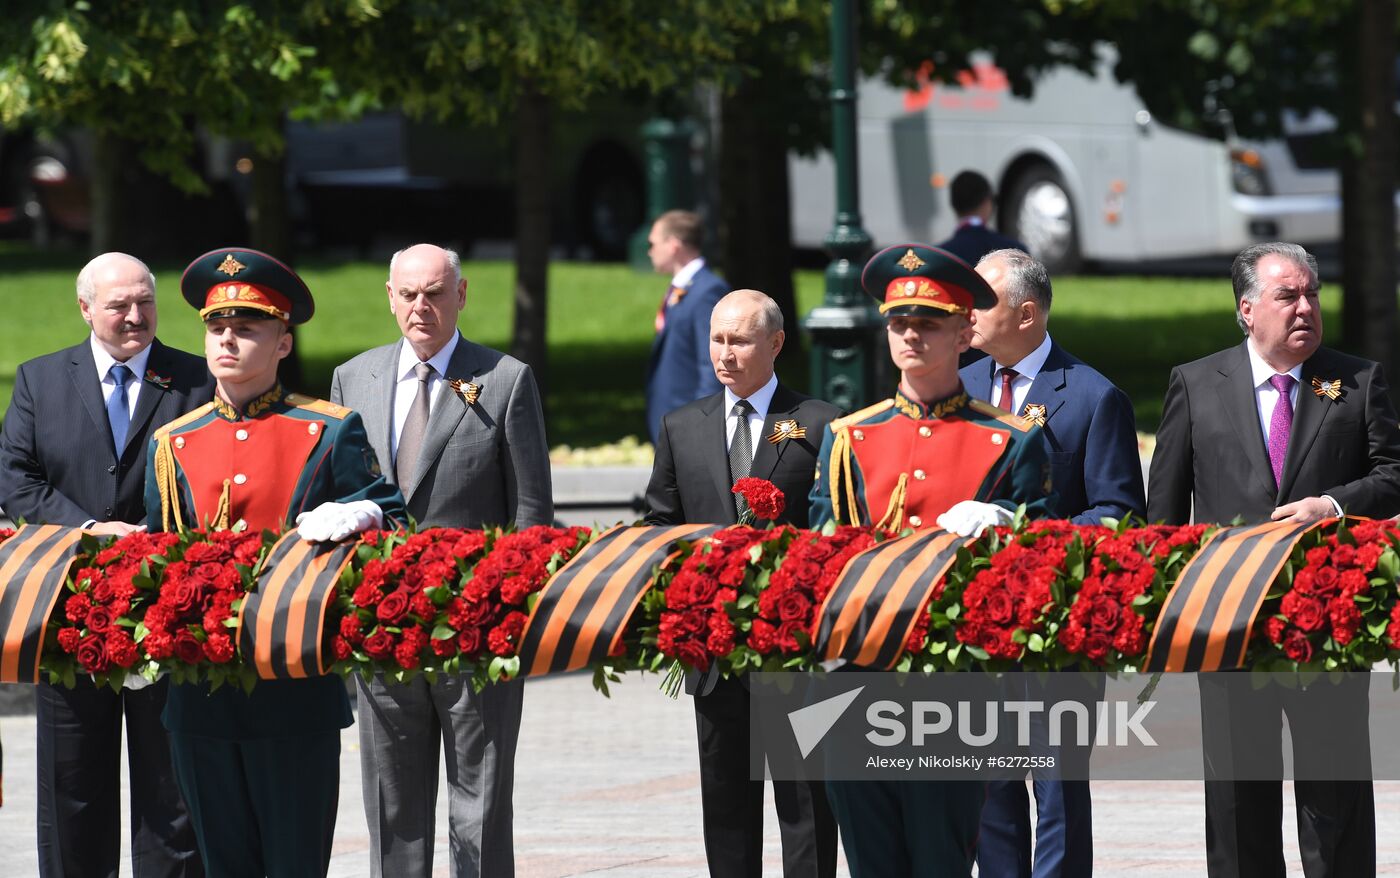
{"left": 1267, "top": 373, "right": 1295, "bottom": 487}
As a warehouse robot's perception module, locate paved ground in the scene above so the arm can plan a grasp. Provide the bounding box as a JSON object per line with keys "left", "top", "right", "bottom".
{"left": 4, "top": 673, "right": 1400, "bottom": 877}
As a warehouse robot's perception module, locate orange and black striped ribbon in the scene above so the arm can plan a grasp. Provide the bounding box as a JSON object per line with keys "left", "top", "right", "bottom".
{"left": 519, "top": 524, "right": 721, "bottom": 677}
{"left": 1144, "top": 519, "right": 1327, "bottom": 672}
{"left": 0, "top": 525, "right": 87, "bottom": 683}
{"left": 237, "top": 531, "right": 357, "bottom": 680}
{"left": 815, "top": 529, "right": 973, "bottom": 669}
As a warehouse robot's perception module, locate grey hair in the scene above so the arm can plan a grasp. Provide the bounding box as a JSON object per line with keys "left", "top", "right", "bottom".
{"left": 1232, "top": 242, "right": 1318, "bottom": 333}
{"left": 389, "top": 245, "right": 462, "bottom": 288}
{"left": 716, "top": 289, "right": 784, "bottom": 334}
{"left": 977, "top": 248, "right": 1051, "bottom": 311}
{"left": 76, "top": 253, "right": 155, "bottom": 306}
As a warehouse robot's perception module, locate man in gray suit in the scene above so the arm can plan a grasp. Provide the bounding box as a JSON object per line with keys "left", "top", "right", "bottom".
{"left": 330, "top": 243, "right": 553, "bottom": 878}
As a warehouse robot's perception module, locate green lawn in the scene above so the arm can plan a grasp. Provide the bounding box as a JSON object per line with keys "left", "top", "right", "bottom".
{"left": 0, "top": 244, "right": 1342, "bottom": 445}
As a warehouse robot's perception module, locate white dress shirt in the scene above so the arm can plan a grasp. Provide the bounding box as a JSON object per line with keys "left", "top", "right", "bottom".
{"left": 989, "top": 333, "right": 1054, "bottom": 416}
{"left": 391, "top": 333, "right": 460, "bottom": 462}
{"left": 671, "top": 257, "right": 706, "bottom": 290}
{"left": 90, "top": 334, "right": 152, "bottom": 421}
{"left": 724, "top": 373, "right": 778, "bottom": 460}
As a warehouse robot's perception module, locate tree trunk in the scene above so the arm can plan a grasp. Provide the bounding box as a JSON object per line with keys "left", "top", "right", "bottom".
{"left": 1353, "top": 0, "right": 1399, "bottom": 391}
{"left": 250, "top": 144, "right": 292, "bottom": 262}
{"left": 718, "top": 80, "right": 803, "bottom": 375}
{"left": 512, "top": 87, "right": 553, "bottom": 397}
{"left": 89, "top": 130, "right": 134, "bottom": 255}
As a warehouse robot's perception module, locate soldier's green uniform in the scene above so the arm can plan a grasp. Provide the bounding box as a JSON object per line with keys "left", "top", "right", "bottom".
{"left": 808, "top": 243, "right": 1055, "bottom": 878}
{"left": 145, "top": 248, "right": 406, "bottom": 878}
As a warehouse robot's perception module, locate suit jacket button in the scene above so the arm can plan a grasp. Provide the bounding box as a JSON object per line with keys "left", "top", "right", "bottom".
{"left": 104, "top": 507, "right": 112, "bottom": 517}
{"left": 107, "top": 465, "right": 117, "bottom": 474}
{"left": 908, "top": 515, "right": 922, "bottom": 527}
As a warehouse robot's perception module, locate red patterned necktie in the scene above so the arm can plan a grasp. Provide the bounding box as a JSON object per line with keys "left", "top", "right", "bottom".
{"left": 997, "top": 367, "right": 1019, "bottom": 413}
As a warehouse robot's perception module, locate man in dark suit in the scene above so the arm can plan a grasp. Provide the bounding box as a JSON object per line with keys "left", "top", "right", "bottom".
{"left": 1148, "top": 242, "right": 1400, "bottom": 878}
{"left": 961, "top": 248, "right": 1145, "bottom": 877}
{"left": 645, "top": 288, "right": 840, "bottom": 878}
{"left": 936, "top": 171, "right": 1027, "bottom": 268}
{"left": 0, "top": 252, "right": 211, "bottom": 877}
{"left": 645, "top": 209, "right": 728, "bottom": 443}
{"left": 332, "top": 243, "right": 553, "bottom": 878}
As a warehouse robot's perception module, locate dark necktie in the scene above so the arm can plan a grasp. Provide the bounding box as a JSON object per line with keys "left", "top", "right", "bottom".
{"left": 396, "top": 362, "right": 434, "bottom": 486}
{"left": 107, "top": 363, "right": 132, "bottom": 455}
{"left": 1267, "top": 373, "right": 1295, "bottom": 487}
{"left": 997, "top": 366, "right": 1019, "bottom": 413}
{"left": 729, "top": 399, "right": 754, "bottom": 518}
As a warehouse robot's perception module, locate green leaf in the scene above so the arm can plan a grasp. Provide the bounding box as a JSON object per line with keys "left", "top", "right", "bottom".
{"left": 432, "top": 624, "right": 456, "bottom": 641}
{"left": 1027, "top": 633, "right": 1045, "bottom": 652}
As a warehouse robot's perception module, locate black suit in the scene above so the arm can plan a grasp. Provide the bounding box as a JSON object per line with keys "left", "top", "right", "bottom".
{"left": 644, "top": 383, "right": 840, "bottom": 878}
{"left": 0, "top": 337, "right": 213, "bottom": 878}
{"left": 1147, "top": 342, "right": 1400, "bottom": 878}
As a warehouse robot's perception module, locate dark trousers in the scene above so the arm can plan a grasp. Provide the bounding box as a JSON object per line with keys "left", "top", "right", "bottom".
{"left": 827, "top": 780, "right": 986, "bottom": 878}
{"left": 36, "top": 677, "right": 202, "bottom": 878}
{"left": 169, "top": 730, "right": 340, "bottom": 878}
{"left": 694, "top": 675, "right": 839, "bottom": 878}
{"left": 977, "top": 673, "right": 1101, "bottom": 878}
{"left": 1199, "top": 672, "right": 1375, "bottom": 878}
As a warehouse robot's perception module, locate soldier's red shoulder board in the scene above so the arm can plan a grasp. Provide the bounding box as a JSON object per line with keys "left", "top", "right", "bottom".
{"left": 285, "top": 394, "right": 349, "bottom": 420}
{"left": 968, "top": 399, "right": 1033, "bottom": 432}
{"left": 153, "top": 401, "right": 215, "bottom": 438}
{"left": 829, "top": 399, "right": 895, "bottom": 432}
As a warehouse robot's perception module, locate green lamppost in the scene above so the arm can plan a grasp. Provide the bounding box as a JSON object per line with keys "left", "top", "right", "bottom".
{"left": 803, "top": 0, "right": 882, "bottom": 411}
{"left": 628, "top": 117, "right": 696, "bottom": 271}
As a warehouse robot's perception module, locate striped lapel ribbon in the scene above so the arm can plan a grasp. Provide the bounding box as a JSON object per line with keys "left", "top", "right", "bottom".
{"left": 518, "top": 524, "right": 721, "bottom": 678}
{"left": 0, "top": 525, "right": 87, "bottom": 683}
{"left": 815, "top": 529, "right": 973, "bottom": 669}
{"left": 237, "top": 531, "right": 358, "bottom": 679}
{"left": 1144, "top": 519, "right": 1326, "bottom": 672}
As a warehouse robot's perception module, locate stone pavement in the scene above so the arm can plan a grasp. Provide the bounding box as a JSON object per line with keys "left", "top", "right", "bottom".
{"left": 3, "top": 673, "right": 1400, "bottom": 876}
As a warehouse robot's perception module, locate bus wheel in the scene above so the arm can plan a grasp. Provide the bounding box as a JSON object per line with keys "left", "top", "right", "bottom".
{"left": 1005, "top": 165, "right": 1082, "bottom": 274}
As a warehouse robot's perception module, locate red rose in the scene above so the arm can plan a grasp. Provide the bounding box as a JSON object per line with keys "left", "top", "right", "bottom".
{"left": 77, "top": 634, "right": 110, "bottom": 673}
{"left": 449, "top": 597, "right": 495, "bottom": 629}
{"left": 57, "top": 627, "right": 82, "bottom": 653}
{"left": 106, "top": 631, "right": 139, "bottom": 668}
{"left": 1281, "top": 592, "right": 1326, "bottom": 633}
{"left": 183, "top": 542, "right": 225, "bottom": 563}
{"left": 85, "top": 606, "right": 115, "bottom": 635}
{"left": 1282, "top": 628, "right": 1313, "bottom": 663}
{"left": 1083, "top": 631, "right": 1113, "bottom": 662}
{"left": 457, "top": 626, "right": 483, "bottom": 656}
{"left": 203, "top": 633, "right": 235, "bottom": 664}
{"left": 173, "top": 631, "right": 203, "bottom": 664}
{"left": 493, "top": 548, "right": 528, "bottom": 571}
{"left": 195, "top": 562, "right": 224, "bottom": 584}
{"left": 984, "top": 589, "right": 1015, "bottom": 625}
{"left": 165, "top": 581, "right": 200, "bottom": 614}
{"left": 332, "top": 636, "right": 353, "bottom": 660}
{"left": 687, "top": 573, "right": 720, "bottom": 607}
{"left": 732, "top": 477, "right": 786, "bottom": 521}
{"left": 376, "top": 589, "right": 412, "bottom": 625}
{"left": 1331, "top": 544, "right": 1358, "bottom": 567}
{"left": 1087, "top": 598, "right": 1121, "bottom": 633}
{"left": 673, "top": 638, "right": 711, "bottom": 670}
{"left": 362, "top": 629, "right": 395, "bottom": 660}
{"left": 777, "top": 590, "right": 812, "bottom": 624}
{"left": 1312, "top": 566, "right": 1341, "bottom": 595}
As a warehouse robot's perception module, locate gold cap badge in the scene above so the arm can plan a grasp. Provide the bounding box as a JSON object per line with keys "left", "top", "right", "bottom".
{"left": 216, "top": 254, "right": 247, "bottom": 277}
{"left": 896, "top": 249, "right": 926, "bottom": 272}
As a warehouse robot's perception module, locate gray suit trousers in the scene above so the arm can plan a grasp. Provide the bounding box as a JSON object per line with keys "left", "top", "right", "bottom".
{"left": 358, "top": 674, "right": 524, "bottom": 878}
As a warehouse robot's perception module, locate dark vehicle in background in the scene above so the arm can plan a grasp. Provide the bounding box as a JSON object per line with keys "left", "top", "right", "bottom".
{"left": 0, "top": 128, "right": 91, "bottom": 245}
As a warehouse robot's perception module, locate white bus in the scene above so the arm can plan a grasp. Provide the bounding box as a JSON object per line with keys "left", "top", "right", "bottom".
{"left": 789, "top": 51, "right": 1356, "bottom": 272}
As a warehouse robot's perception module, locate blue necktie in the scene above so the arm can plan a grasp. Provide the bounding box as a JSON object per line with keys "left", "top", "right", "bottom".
{"left": 107, "top": 363, "right": 132, "bottom": 455}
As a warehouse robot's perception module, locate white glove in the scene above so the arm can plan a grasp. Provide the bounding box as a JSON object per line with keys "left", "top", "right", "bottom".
{"left": 936, "top": 500, "right": 1013, "bottom": 537}
{"left": 295, "top": 500, "right": 384, "bottom": 543}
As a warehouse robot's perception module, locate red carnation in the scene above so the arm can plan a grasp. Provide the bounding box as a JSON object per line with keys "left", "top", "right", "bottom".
{"left": 340, "top": 614, "right": 366, "bottom": 645}
{"left": 106, "top": 631, "right": 139, "bottom": 668}
{"left": 353, "top": 584, "right": 383, "bottom": 609}
{"left": 57, "top": 627, "right": 82, "bottom": 653}
{"left": 203, "top": 633, "right": 235, "bottom": 664}
{"left": 431, "top": 636, "right": 458, "bottom": 657}
{"left": 732, "top": 477, "right": 786, "bottom": 521}
{"left": 65, "top": 593, "right": 92, "bottom": 623}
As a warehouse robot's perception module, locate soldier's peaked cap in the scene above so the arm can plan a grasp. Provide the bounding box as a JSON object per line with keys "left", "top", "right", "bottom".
{"left": 181, "top": 248, "right": 314, "bottom": 325}
{"left": 862, "top": 243, "right": 996, "bottom": 318}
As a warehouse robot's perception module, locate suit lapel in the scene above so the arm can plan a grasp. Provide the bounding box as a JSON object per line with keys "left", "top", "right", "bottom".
{"left": 68, "top": 342, "right": 116, "bottom": 459}
{"left": 1022, "top": 344, "right": 1068, "bottom": 427}
{"left": 1278, "top": 353, "right": 1336, "bottom": 499}
{"left": 749, "top": 385, "right": 800, "bottom": 481}
{"left": 366, "top": 342, "right": 400, "bottom": 479}
{"left": 703, "top": 394, "right": 737, "bottom": 511}
{"left": 961, "top": 356, "right": 996, "bottom": 406}
{"left": 1215, "top": 342, "right": 1277, "bottom": 499}
{"left": 406, "top": 334, "right": 476, "bottom": 499}
{"left": 125, "top": 341, "right": 172, "bottom": 458}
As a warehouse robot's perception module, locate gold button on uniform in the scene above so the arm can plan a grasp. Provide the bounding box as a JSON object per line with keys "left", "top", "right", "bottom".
{"left": 853, "top": 429, "right": 865, "bottom": 441}
{"left": 992, "top": 434, "right": 1004, "bottom": 445}
{"left": 913, "top": 469, "right": 926, "bottom": 481}
{"left": 174, "top": 437, "right": 185, "bottom": 449}
{"left": 918, "top": 426, "right": 932, "bottom": 438}
{"left": 308, "top": 423, "right": 319, "bottom": 436}
{"left": 233, "top": 473, "right": 247, "bottom": 485}
{"left": 908, "top": 515, "right": 923, "bottom": 527}
{"left": 235, "top": 429, "right": 249, "bottom": 441}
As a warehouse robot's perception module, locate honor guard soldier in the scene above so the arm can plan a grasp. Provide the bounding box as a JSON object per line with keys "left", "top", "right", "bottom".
{"left": 809, "top": 243, "right": 1056, "bottom": 878}
{"left": 145, "top": 248, "right": 406, "bottom": 878}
